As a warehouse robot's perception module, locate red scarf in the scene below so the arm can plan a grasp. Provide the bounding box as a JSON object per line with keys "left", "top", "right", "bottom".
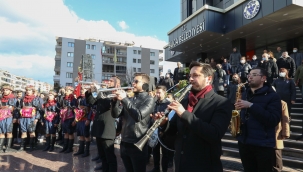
{"left": 187, "top": 85, "right": 212, "bottom": 112}
{"left": 64, "top": 94, "right": 74, "bottom": 101}
{"left": 45, "top": 99, "right": 57, "bottom": 108}
{"left": 23, "top": 94, "right": 36, "bottom": 103}
{"left": 1, "top": 94, "right": 15, "bottom": 103}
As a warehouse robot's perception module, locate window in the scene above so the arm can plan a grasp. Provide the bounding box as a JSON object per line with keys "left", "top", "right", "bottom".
{"left": 150, "top": 69, "right": 155, "bottom": 73}
{"left": 138, "top": 59, "right": 141, "bottom": 63}
{"left": 66, "top": 73, "right": 73, "bottom": 78}
{"left": 138, "top": 68, "right": 141, "bottom": 72}
{"left": 67, "top": 52, "right": 74, "bottom": 57}
{"left": 92, "top": 45, "right": 96, "bottom": 50}
{"left": 68, "top": 42, "right": 74, "bottom": 47}
{"left": 150, "top": 52, "right": 155, "bottom": 56}
{"left": 86, "top": 44, "right": 90, "bottom": 49}
{"left": 133, "top": 68, "right": 136, "bottom": 72}
{"left": 102, "top": 74, "right": 112, "bottom": 80}
{"left": 192, "top": 0, "right": 197, "bottom": 13}
{"left": 133, "top": 58, "right": 136, "bottom": 63}
{"left": 150, "top": 60, "right": 155, "bottom": 65}
{"left": 138, "top": 50, "right": 141, "bottom": 55}
{"left": 116, "top": 66, "right": 126, "bottom": 73}
{"left": 133, "top": 50, "right": 137, "bottom": 54}
{"left": 93, "top": 64, "right": 95, "bottom": 69}
{"left": 91, "top": 54, "right": 96, "bottom": 59}
{"left": 66, "top": 83, "right": 72, "bottom": 86}
{"left": 67, "top": 62, "right": 73, "bottom": 67}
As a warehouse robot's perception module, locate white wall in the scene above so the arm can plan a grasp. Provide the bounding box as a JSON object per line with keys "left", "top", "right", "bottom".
{"left": 60, "top": 38, "right": 74, "bottom": 87}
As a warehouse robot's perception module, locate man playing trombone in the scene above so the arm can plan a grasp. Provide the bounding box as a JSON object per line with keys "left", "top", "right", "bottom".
{"left": 153, "top": 62, "right": 232, "bottom": 172}
{"left": 85, "top": 76, "right": 120, "bottom": 172}
{"left": 111, "top": 73, "right": 155, "bottom": 172}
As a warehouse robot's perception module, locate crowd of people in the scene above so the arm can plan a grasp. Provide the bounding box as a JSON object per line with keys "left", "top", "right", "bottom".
{"left": 0, "top": 46, "right": 303, "bottom": 172}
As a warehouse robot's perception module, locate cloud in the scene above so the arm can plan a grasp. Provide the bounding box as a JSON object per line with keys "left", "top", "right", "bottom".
{"left": 0, "top": 0, "right": 168, "bottom": 84}
{"left": 118, "top": 21, "right": 129, "bottom": 30}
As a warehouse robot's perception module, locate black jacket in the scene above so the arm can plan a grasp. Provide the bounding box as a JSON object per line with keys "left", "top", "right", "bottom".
{"left": 236, "top": 63, "right": 252, "bottom": 78}
{"left": 229, "top": 51, "right": 241, "bottom": 66}
{"left": 111, "top": 92, "right": 155, "bottom": 143}
{"left": 173, "top": 67, "right": 186, "bottom": 83}
{"left": 164, "top": 90, "right": 232, "bottom": 172}
{"left": 154, "top": 98, "right": 170, "bottom": 114}
{"left": 85, "top": 92, "right": 116, "bottom": 139}
{"left": 160, "top": 78, "right": 174, "bottom": 92}
{"left": 276, "top": 57, "right": 296, "bottom": 77}
{"left": 258, "top": 60, "right": 278, "bottom": 78}
{"left": 272, "top": 78, "right": 296, "bottom": 102}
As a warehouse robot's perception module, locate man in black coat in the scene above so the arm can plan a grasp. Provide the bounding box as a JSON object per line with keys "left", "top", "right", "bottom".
{"left": 229, "top": 47, "right": 241, "bottom": 74}
{"left": 153, "top": 62, "right": 232, "bottom": 172}
{"left": 276, "top": 51, "right": 296, "bottom": 78}
{"left": 173, "top": 62, "right": 186, "bottom": 84}
{"left": 111, "top": 73, "right": 155, "bottom": 172}
{"left": 258, "top": 53, "right": 278, "bottom": 84}
{"left": 85, "top": 76, "right": 120, "bottom": 172}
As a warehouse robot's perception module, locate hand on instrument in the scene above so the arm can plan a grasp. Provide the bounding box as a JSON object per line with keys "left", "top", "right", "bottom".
{"left": 234, "top": 100, "right": 253, "bottom": 109}
{"left": 291, "top": 101, "right": 295, "bottom": 104}
{"left": 151, "top": 112, "right": 168, "bottom": 126}
{"left": 167, "top": 101, "right": 186, "bottom": 117}
{"left": 85, "top": 120, "right": 90, "bottom": 126}
{"left": 116, "top": 90, "right": 127, "bottom": 100}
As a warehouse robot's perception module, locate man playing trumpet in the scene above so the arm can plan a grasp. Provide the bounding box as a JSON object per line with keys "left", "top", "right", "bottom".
{"left": 112, "top": 73, "right": 155, "bottom": 172}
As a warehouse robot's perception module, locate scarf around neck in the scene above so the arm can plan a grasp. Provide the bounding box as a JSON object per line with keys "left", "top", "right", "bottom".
{"left": 187, "top": 85, "right": 212, "bottom": 112}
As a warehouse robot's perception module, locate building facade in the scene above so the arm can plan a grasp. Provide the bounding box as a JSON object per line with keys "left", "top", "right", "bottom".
{"left": 0, "top": 69, "right": 52, "bottom": 92}
{"left": 54, "top": 37, "right": 162, "bottom": 89}
{"left": 165, "top": 0, "right": 303, "bottom": 65}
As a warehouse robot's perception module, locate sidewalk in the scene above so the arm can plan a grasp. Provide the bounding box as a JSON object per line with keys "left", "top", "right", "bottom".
{"left": 0, "top": 142, "right": 301, "bottom": 172}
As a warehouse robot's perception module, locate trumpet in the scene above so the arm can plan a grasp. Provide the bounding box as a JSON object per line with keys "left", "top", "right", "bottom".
{"left": 79, "top": 81, "right": 107, "bottom": 86}
{"left": 97, "top": 87, "right": 134, "bottom": 99}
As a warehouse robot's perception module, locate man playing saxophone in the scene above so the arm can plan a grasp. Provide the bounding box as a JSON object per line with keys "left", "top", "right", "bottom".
{"left": 111, "top": 73, "right": 155, "bottom": 172}
{"left": 153, "top": 62, "right": 232, "bottom": 172}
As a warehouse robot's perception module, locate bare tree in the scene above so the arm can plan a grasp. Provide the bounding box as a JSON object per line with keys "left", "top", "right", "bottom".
{"left": 125, "top": 67, "right": 134, "bottom": 86}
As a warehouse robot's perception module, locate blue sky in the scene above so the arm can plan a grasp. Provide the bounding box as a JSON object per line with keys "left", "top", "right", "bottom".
{"left": 64, "top": 0, "right": 180, "bottom": 41}
{"left": 0, "top": 0, "right": 179, "bottom": 84}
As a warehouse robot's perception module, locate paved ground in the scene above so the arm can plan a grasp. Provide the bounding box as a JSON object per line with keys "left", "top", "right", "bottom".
{"left": 0, "top": 141, "right": 301, "bottom": 172}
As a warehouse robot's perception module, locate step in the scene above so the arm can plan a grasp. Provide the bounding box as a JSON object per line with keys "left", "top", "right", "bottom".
{"left": 222, "top": 147, "right": 303, "bottom": 169}
{"left": 292, "top": 103, "right": 303, "bottom": 108}
{"left": 290, "top": 125, "right": 303, "bottom": 133}
{"left": 290, "top": 113, "right": 303, "bottom": 120}
{"left": 290, "top": 108, "right": 303, "bottom": 113}
{"left": 284, "top": 139, "right": 303, "bottom": 150}
{"left": 289, "top": 132, "right": 303, "bottom": 140}
{"left": 291, "top": 119, "right": 303, "bottom": 126}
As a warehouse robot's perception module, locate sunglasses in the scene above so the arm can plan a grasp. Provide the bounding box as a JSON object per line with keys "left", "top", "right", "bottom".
{"left": 132, "top": 80, "right": 140, "bottom": 84}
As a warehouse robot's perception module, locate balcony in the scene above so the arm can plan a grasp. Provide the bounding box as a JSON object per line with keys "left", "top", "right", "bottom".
{"left": 54, "top": 66, "right": 60, "bottom": 71}
{"left": 55, "top": 45, "right": 62, "bottom": 52}
{"left": 53, "top": 75, "right": 60, "bottom": 81}
{"left": 55, "top": 55, "right": 61, "bottom": 60}
{"left": 159, "top": 56, "right": 164, "bottom": 62}
{"left": 102, "top": 60, "right": 115, "bottom": 64}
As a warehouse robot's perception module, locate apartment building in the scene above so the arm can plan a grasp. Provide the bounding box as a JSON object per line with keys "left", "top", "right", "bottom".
{"left": 54, "top": 37, "right": 163, "bottom": 89}
{"left": 0, "top": 69, "right": 52, "bottom": 92}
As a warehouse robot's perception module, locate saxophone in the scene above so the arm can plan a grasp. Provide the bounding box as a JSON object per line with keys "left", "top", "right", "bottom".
{"left": 230, "top": 83, "right": 245, "bottom": 137}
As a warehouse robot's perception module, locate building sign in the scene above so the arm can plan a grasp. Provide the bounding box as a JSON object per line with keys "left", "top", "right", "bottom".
{"left": 243, "top": 0, "right": 261, "bottom": 20}
{"left": 170, "top": 22, "right": 205, "bottom": 49}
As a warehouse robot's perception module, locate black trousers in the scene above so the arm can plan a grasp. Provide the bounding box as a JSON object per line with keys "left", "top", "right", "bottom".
{"left": 12, "top": 123, "right": 21, "bottom": 138}
{"left": 153, "top": 143, "right": 170, "bottom": 172}
{"left": 272, "top": 149, "right": 283, "bottom": 172}
{"left": 96, "top": 137, "right": 117, "bottom": 172}
{"left": 238, "top": 141, "right": 274, "bottom": 172}
{"left": 120, "top": 141, "right": 148, "bottom": 172}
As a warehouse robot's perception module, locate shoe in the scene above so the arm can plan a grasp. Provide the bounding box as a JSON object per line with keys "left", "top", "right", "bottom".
{"left": 94, "top": 165, "right": 103, "bottom": 171}
{"left": 43, "top": 137, "right": 50, "bottom": 151}
{"left": 96, "top": 159, "right": 102, "bottom": 163}
{"left": 82, "top": 141, "right": 90, "bottom": 157}
{"left": 296, "top": 135, "right": 303, "bottom": 141}
{"left": 5, "top": 138, "right": 13, "bottom": 153}
{"left": 59, "top": 139, "right": 69, "bottom": 153}
{"left": 73, "top": 140, "right": 84, "bottom": 156}
{"left": 91, "top": 155, "right": 100, "bottom": 161}
{"left": 49, "top": 137, "right": 56, "bottom": 152}
{"left": 64, "top": 139, "right": 74, "bottom": 153}
{"left": 28, "top": 137, "right": 35, "bottom": 151}
{"left": 149, "top": 167, "right": 161, "bottom": 172}
{"left": 18, "top": 138, "right": 26, "bottom": 151}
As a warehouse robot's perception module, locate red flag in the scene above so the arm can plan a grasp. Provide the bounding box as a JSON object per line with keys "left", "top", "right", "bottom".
{"left": 74, "top": 71, "right": 82, "bottom": 97}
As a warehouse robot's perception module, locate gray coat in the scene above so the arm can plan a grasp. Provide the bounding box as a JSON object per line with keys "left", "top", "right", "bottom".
{"left": 213, "top": 69, "right": 227, "bottom": 92}
{"left": 229, "top": 52, "right": 241, "bottom": 66}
